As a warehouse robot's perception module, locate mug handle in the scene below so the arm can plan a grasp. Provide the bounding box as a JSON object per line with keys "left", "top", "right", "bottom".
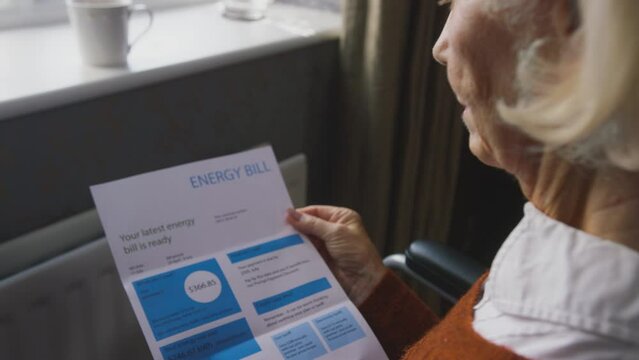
{"left": 127, "top": 4, "right": 154, "bottom": 53}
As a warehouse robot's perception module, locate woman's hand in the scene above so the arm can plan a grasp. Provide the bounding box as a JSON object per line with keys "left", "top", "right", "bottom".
{"left": 286, "top": 206, "right": 387, "bottom": 306}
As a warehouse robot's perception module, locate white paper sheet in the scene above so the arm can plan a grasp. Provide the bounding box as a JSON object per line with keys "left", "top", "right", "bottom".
{"left": 90, "top": 146, "right": 388, "bottom": 360}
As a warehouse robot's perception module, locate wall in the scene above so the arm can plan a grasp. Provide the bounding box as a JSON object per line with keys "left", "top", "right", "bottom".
{"left": 0, "top": 40, "right": 339, "bottom": 242}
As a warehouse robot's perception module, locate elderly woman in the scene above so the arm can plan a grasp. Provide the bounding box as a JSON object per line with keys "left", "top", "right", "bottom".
{"left": 287, "top": 0, "right": 639, "bottom": 359}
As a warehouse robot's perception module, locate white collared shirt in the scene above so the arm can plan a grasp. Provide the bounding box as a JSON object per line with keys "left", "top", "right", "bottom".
{"left": 472, "top": 203, "right": 639, "bottom": 360}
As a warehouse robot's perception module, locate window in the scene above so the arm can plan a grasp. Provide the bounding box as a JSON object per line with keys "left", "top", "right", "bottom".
{"left": 0, "top": 0, "right": 340, "bottom": 30}
{"left": 0, "top": 0, "right": 213, "bottom": 30}
{"left": 1, "top": 0, "right": 64, "bottom": 29}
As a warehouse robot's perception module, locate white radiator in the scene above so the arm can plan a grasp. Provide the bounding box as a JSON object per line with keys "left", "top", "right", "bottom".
{"left": 0, "top": 154, "right": 307, "bottom": 360}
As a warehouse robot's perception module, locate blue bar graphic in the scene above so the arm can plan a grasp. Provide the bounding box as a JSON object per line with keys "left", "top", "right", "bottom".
{"left": 228, "top": 234, "right": 304, "bottom": 264}
{"left": 253, "top": 278, "right": 332, "bottom": 315}
{"left": 160, "top": 318, "right": 261, "bottom": 360}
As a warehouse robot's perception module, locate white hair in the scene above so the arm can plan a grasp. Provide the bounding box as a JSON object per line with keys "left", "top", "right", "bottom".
{"left": 497, "top": 1, "right": 639, "bottom": 171}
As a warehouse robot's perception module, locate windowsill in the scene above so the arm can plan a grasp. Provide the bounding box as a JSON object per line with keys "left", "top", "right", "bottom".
{"left": 0, "top": 2, "right": 341, "bottom": 121}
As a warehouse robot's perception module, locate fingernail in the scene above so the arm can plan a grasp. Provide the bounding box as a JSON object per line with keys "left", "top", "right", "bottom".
{"left": 287, "top": 208, "right": 303, "bottom": 221}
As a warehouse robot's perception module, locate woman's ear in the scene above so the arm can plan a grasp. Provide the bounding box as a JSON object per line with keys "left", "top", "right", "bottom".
{"left": 567, "top": 0, "right": 581, "bottom": 34}
{"left": 552, "top": 0, "right": 581, "bottom": 37}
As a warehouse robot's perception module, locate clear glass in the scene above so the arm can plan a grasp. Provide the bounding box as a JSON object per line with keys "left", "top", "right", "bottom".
{"left": 222, "top": 0, "right": 270, "bottom": 21}
{"left": 0, "top": 0, "right": 13, "bottom": 10}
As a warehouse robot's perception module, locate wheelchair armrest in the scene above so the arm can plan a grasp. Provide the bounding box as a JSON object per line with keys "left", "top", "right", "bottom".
{"left": 384, "top": 239, "right": 485, "bottom": 303}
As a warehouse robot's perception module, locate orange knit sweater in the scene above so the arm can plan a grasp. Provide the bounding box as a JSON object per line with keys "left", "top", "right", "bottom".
{"left": 358, "top": 270, "right": 528, "bottom": 360}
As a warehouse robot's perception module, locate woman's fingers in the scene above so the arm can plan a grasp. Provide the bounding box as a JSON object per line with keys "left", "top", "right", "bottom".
{"left": 286, "top": 208, "right": 336, "bottom": 239}
{"left": 296, "top": 205, "right": 348, "bottom": 222}
{"left": 286, "top": 207, "right": 303, "bottom": 221}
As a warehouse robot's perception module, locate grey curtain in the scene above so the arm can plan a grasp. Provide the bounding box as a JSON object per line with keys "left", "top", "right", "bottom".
{"left": 336, "top": 0, "right": 463, "bottom": 255}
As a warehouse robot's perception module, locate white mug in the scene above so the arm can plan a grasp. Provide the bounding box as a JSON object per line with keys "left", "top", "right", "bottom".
{"left": 66, "top": 0, "right": 153, "bottom": 67}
